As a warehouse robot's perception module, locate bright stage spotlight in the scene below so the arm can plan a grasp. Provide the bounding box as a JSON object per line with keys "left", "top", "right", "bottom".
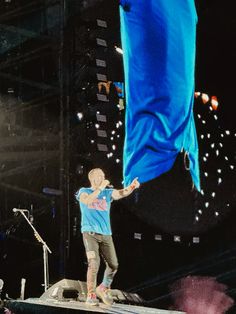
{"left": 134, "top": 233, "right": 142, "bottom": 240}
{"left": 173, "top": 235, "right": 181, "bottom": 243}
{"left": 115, "top": 46, "right": 123, "bottom": 55}
{"left": 77, "top": 112, "right": 84, "bottom": 121}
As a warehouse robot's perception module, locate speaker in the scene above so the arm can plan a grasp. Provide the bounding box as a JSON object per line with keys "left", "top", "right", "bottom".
{"left": 40, "top": 279, "right": 87, "bottom": 302}
{"left": 111, "top": 289, "right": 144, "bottom": 305}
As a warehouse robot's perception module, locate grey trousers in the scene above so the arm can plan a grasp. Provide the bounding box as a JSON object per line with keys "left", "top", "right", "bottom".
{"left": 82, "top": 232, "right": 119, "bottom": 294}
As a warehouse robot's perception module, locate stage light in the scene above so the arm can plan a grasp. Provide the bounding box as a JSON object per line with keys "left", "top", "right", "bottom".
{"left": 97, "top": 130, "right": 107, "bottom": 137}
{"left": 77, "top": 112, "right": 85, "bottom": 120}
{"left": 97, "top": 73, "right": 107, "bottom": 81}
{"left": 216, "top": 150, "right": 219, "bottom": 156}
{"left": 218, "top": 178, "right": 222, "bottom": 185}
{"left": 202, "top": 120, "right": 206, "bottom": 124}
{"left": 115, "top": 46, "right": 123, "bottom": 55}
{"left": 96, "top": 38, "right": 107, "bottom": 47}
{"left": 112, "top": 145, "right": 116, "bottom": 150}
{"left": 201, "top": 93, "right": 210, "bottom": 104}
{"left": 134, "top": 233, "right": 142, "bottom": 240}
{"left": 224, "top": 156, "right": 229, "bottom": 161}
{"left": 106, "top": 152, "right": 113, "bottom": 158}
{"left": 193, "top": 237, "right": 200, "bottom": 244}
{"left": 96, "top": 59, "right": 107, "bottom": 67}
{"left": 96, "top": 113, "right": 107, "bottom": 122}
{"left": 116, "top": 159, "right": 120, "bottom": 163}
{"left": 215, "top": 211, "right": 219, "bottom": 217}
{"left": 225, "top": 130, "right": 230, "bottom": 135}
{"left": 230, "top": 165, "right": 234, "bottom": 170}
{"left": 117, "top": 99, "right": 125, "bottom": 110}
{"left": 214, "top": 115, "right": 218, "bottom": 121}
{"left": 110, "top": 137, "right": 114, "bottom": 141}
{"left": 217, "top": 169, "right": 222, "bottom": 174}
{"left": 203, "top": 157, "right": 207, "bottom": 162}
{"left": 200, "top": 135, "right": 204, "bottom": 139}
{"left": 174, "top": 235, "right": 181, "bottom": 242}
{"left": 201, "top": 189, "right": 204, "bottom": 195}
{"left": 95, "top": 123, "right": 100, "bottom": 129}
{"left": 7, "top": 87, "right": 14, "bottom": 93}
{"left": 197, "top": 114, "right": 201, "bottom": 119}
{"left": 205, "top": 202, "right": 209, "bottom": 208}
{"left": 76, "top": 164, "right": 84, "bottom": 175}
{"left": 211, "top": 143, "right": 215, "bottom": 148}
{"left": 211, "top": 96, "right": 219, "bottom": 110}
{"left": 90, "top": 139, "right": 95, "bottom": 144}
{"left": 97, "top": 143, "right": 108, "bottom": 152}
{"left": 195, "top": 216, "right": 199, "bottom": 222}
{"left": 97, "top": 93, "right": 109, "bottom": 102}
{"left": 207, "top": 133, "right": 211, "bottom": 138}
{"left": 211, "top": 192, "right": 216, "bottom": 198}
{"left": 198, "top": 209, "right": 202, "bottom": 215}
{"left": 204, "top": 172, "right": 208, "bottom": 177}
{"left": 154, "top": 234, "right": 162, "bottom": 241}
{"left": 96, "top": 19, "right": 108, "bottom": 28}
{"left": 111, "top": 130, "right": 116, "bottom": 135}
{"left": 219, "top": 143, "right": 223, "bottom": 148}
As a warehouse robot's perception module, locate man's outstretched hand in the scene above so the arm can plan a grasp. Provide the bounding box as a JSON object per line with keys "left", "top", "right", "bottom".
{"left": 130, "top": 177, "right": 140, "bottom": 190}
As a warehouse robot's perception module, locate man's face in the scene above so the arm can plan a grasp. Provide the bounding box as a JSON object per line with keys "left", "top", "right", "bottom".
{"left": 89, "top": 169, "right": 105, "bottom": 187}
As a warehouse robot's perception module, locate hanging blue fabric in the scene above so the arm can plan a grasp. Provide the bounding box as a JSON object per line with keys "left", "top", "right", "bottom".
{"left": 120, "top": 0, "right": 200, "bottom": 191}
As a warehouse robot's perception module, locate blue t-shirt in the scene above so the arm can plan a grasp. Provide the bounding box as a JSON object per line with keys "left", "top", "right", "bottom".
{"left": 120, "top": 0, "right": 200, "bottom": 191}
{"left": 75, "top": 188, "right": 114, "bottom": 235}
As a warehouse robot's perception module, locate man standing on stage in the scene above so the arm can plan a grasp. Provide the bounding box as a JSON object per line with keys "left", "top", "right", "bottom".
{"left": 75, "top": 168, "right": 140, "bottom": 306}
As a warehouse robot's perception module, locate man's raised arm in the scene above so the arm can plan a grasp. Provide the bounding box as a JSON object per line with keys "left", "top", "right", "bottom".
{"left": 112, "top": 178, "right": 140, "bottom": 200}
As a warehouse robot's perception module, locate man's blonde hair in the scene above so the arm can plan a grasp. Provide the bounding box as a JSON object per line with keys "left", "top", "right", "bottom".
{"left": 88, "top": 168, "right": 104, "bottom": 181}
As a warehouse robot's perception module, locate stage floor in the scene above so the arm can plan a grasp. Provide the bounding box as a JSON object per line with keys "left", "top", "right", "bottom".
{"left": 6, "top": 298, "right": 185, "bottom": 314}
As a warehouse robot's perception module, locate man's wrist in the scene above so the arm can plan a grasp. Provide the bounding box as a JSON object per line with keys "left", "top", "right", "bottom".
{"left": 130, "top": 184, "right": 136, "bottom": 191}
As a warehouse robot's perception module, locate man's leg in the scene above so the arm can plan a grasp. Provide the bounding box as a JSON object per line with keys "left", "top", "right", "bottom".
{"left": 82, "top": 232, "right": 100, "bottom": 305}
{"left": 96, "top": 235, "right": 118, "bottom": 305}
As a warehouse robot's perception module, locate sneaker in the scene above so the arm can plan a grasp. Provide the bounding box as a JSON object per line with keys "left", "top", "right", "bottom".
{"left": 86, "top": 293, "right": 99, "bottom": 306}
{"left": 96, "top": 285, "right": 114, "bottom": 306}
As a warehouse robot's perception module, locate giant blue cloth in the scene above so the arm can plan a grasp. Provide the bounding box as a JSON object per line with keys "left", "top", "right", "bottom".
{"left": 75, "top": 188, "right": 114, "bottom": 235}
{"left": 120, "top": 0, "right": 200, "bottom": 191}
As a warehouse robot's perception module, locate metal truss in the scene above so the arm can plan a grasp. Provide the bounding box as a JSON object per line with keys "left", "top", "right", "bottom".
{"left": 0, "top": 0, "right": 60, "bottom": 23}
{"left": 0, "top": 0, "right": 63, "bottom": 230}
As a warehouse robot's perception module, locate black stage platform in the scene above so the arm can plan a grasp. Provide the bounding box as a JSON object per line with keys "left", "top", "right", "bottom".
{"left": 6, "top": 299, "right": 185, "bottom": 314}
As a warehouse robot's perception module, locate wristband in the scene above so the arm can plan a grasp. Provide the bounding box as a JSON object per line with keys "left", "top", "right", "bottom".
{"left": 130, "top": 184, "right": 135, "bottom": 191}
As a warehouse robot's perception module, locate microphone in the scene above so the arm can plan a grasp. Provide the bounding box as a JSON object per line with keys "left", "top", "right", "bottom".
{"left": 13, "top": 208, "right": 29, "bottom": 213}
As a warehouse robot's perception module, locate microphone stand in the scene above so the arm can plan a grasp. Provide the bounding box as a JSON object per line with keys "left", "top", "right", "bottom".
{"left": 15, "top": 209, "right": 52, "bottom": 292}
